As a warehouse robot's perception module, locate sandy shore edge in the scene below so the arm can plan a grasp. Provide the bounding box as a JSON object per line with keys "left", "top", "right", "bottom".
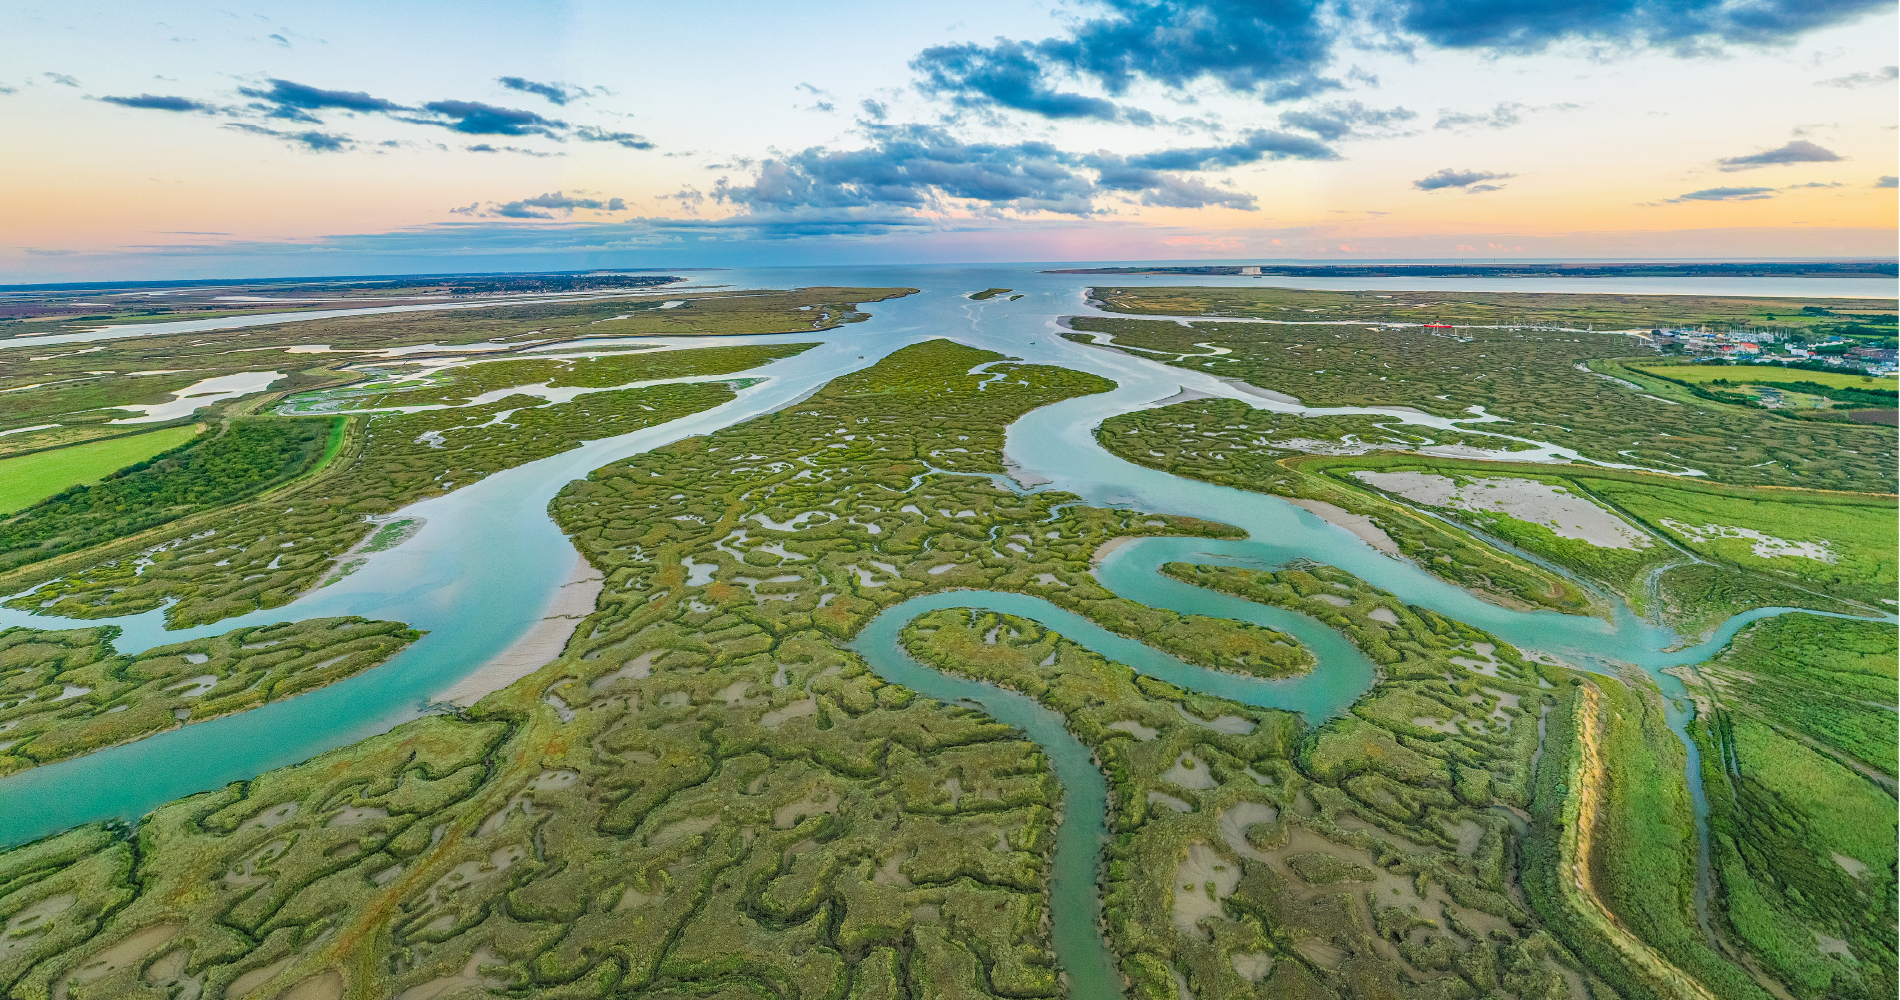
{"left": 440, "top": 554, "right": 604, "bottom": 706}
{"left": 1091, "top": 535, "right": 1137, "bottom": 569}
{"left": 1283, "top": 498, "right": 1403, "bottom": 556}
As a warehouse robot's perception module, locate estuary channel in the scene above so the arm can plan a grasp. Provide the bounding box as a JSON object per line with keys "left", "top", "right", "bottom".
{"left": 0, "top": 266, "right": 1878, "bottom": 994}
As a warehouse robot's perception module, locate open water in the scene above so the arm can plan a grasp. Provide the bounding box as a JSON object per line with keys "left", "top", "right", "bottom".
{"left": 1, "top": 265, "right": 1885, "bottom": 994}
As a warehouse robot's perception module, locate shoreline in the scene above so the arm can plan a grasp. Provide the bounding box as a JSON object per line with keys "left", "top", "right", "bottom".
{"left": 1089, "top": 535, "right": 1136, "bottom": 569}
{"left": 1282, "top": 498, "right": 1403, "bottom": 556}
{"left": 438, "top": 554, "right": 604, "bottom": 706}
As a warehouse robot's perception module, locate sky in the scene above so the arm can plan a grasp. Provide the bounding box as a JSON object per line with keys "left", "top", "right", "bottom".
{"left": 2, "top": 0, "right": 1896, "bottom": 281}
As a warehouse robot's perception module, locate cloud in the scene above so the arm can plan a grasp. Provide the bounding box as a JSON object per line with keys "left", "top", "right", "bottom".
{"left": 1108, "top": 129, "right": 1339, "bottom": 173}
{"left": 1131, "top": 175, "right": 1258, "bottom": 210}
{"left": 463, "top": 191, "right": 629, "bottom": 219}
{"left": 860, "top": 99, "right": 888, "bottom": 121}
{"left": 911, "top": 2, "right": 1340, "bottom": 120}
{"left": 1668, "top": 186, "right": 1775, "bottom": 202}
{"left": 1435, "top": 102, "right": 1526, "bottom": 130}
{"left": 99, "top": 94, "right": 215, "bottom": 112}
{"left": 1433, "top": 102, "right": 1577, "bottom": 131}
{"left": 705, "top": 124, "right": 1294, "bottom": 221}
{"left": 497, "top": 76, "right": 581, "bottom": 105}
{"left": 44, "top": 73, "right": 79, "bottom": 87}
{"left": 575, "top": 126, "right": 654, "bottom": 150}
{"left": 222, "top": 122, "right": 351, "bottom": 152}
{"left": 238, "top": 78, "right": 406, "bottom": 121}
{"left": 1877, "top": 176, "right": 1898, "bottom": 188}
{"left": 715, "top": 124, "right": 1102, "bottom": 217}
{"left": 912, "top": 39, "right": 1128, "bottom": 121}
{"left": 464, "top": 143, "right": 560, "bottom": 157}
{"left": 1390, "top": 0, "right": 1888, "bottom": 51}
{"left": 1278, "top": 100, "right": 1416, "bottom": 140}
{"left": 411, "top": 100, "right": 566, "bottom": 136}
{"left": 1716, "top": 139, "right": 1843, "bottom": 171}
{"left": 268, "top": 33, "right": 290, "bottom": 47}
{"left": 1413, "top": 168, "right": 1515, "bottom": 191}
{"left": 908, "top": 0, "right": 1887, "bottom": 125}
{"left": 0, "top": 86, "right": 16, "bottom": 95}
{"left": 221, "top": 78, "right": 621, "bottom": 150}
{"left": 1815, "top": 65, "right": 1897, "bottom": 88}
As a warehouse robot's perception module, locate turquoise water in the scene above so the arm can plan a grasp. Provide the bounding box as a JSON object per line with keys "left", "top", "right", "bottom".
{"left": 0, "top": 265, "right": 1882, "bottom": 989}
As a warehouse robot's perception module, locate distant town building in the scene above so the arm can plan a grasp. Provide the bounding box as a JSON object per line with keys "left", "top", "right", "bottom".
{"left": 1239, "top": 265, "right": 1262, "bottom": 275}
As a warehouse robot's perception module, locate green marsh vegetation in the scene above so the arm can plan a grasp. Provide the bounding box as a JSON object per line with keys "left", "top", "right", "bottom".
{"left": 0, "top": 616, "right": 418, "bottom": 778}
{"left": 968, "top": 288, "right": 1013, "bottom": 300}
{"left": 1162, "top": 561, "right": 1896, "bottom": 1000}
{"left": 1070, "top": 298, "right": 1896, "bottom": 492}
{"left": 5, "top": 378, "right": 752, "bottom": 629}
{"left": 970, "top": 560, "right": 1588, "bottom": 999}
{"left": 0, "top": 339, "right": 1284, "bottom": 1000}
{"left": 1671, "top": 614, "right": 1897, "bottom": 999}
{"left": 0, "top": 277, "right": 886, "bottom": 340}
{"left": 0, "top": 637, "right": 1067, "bottom": 1000}
{"left": 0, "top": 287, "right": 914, "bottom": 455}
{"left": 1310, "top": 455, "right": 1893, "bottom": 629}
{"left": 1095, "top": 397, "right": 1892, "bottom": 631}
{"left": 280, "top": 343, "right": 813, "bottom": 412}
{"left": 1097, "top": 399, "right": 1595, "bottom": 615}
{"left": 0, "top": 418, "right": 336, "bottom": 575}
{"left": 548, "top": 339, "right": 1300, "bottom": 680}
{"left": 1517, "top": 669, "right": 1769, "bottom": 1000}
{"left": 0, "top": 424, "right": 202, "bottom": 514}
{"left": 1693, "top": 709, "right": 1895, "bottom": 1000}
{"left": 1680, "top": 612, "right": 1897, "bottom": 774}
{"left": 1088, "top": 284, "right": 1896, "bottom": 335}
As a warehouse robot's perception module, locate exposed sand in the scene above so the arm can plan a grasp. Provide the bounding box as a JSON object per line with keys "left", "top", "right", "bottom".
{"left": 1355, "top": 471, "right": 1651, "bottom": 550}
{"left": 1171, "top": 843, "right": 1241, "bottom": 940}
{"left": 1173, "top": 703, "right": 1255, "bottom": 734}
{"left": 1661, "top": 519, "right": 1837, "bottom": 563}
{"left": 441, "top": 555, "right": 604, "bottom": 706}
{"left": 1162, "top": 753, "right": 1219, "bottom": 790}
{"left": 1090, "top": 535, "right": 1137, "bottom": 568}
{"left": 1284, "top": 498, "right": 1402, "bottom": 555}
{"left": 1107, "top": 719, "right": 1158, "bottom": 741}
{"left": 1149, "top": 385, "right": 1217, "bottom": 407}
{"left": 1214, "top": 378, "right": 1302, "bottom": 405}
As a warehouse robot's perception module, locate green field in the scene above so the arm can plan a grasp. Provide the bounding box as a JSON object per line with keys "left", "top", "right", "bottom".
{"left": 1633, "top": 365, "right": 1896, "bottom": 390}
{"left": 0, "top": 425, "right": 200, "bottom": 514}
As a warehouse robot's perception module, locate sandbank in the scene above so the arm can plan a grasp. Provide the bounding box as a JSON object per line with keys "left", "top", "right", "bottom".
{"left": 1090, "top": 535, "right": 1137, "bottom": 568}
{"left": 439, "top": 554, "right": 604, "bottom": 706}
{"left": 1283, "top": 498, "right": 1402, "bottom": 555}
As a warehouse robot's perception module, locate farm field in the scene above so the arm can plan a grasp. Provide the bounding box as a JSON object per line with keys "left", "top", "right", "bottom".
{"left": 1631, "top": 364, "right": 1896, "bottom": 390}
{"left": 0, "top": 424, "right": 201, "bottom": 514}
